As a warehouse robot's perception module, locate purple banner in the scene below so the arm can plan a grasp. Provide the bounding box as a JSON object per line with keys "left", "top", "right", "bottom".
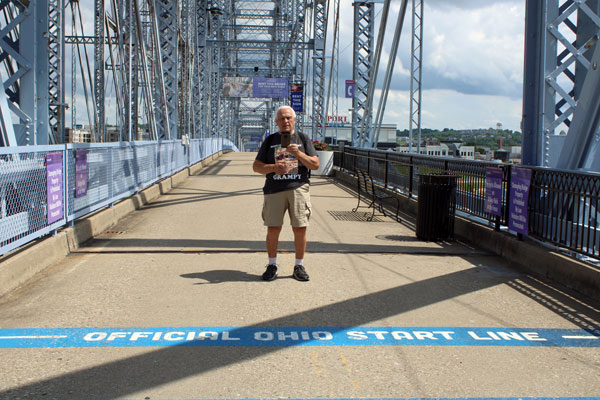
{"left": 484, "top": 167, "right": 503, "bottom": 216}
{"left": 75, "top": 149, "right": 88, "bottom": 198}
{"left": 508, "top": 167, "right": 532, "bottom": 235}
{"left": 290, "top": 83, "right": 303, "bottom": 113}
{"left": 46, "top": 152, "right": 64, "bottom": 224}
{"left": 345, "top": 80, "right": 355, "bottom": 98}
{"left": 253, "top": 78, "right": 289, "bottom": 98}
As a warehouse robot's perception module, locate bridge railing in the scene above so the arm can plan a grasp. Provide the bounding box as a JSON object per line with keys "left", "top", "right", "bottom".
{"left": 0, "top": 138, "right": 236, "bottom": 256}
{"left": 334, "top": 147, "right": 600, "bottom": 262}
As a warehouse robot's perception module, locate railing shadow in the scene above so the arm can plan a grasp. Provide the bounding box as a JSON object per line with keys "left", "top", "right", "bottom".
{"left": 0, "top": 268, "right": 511, "bottom": 399}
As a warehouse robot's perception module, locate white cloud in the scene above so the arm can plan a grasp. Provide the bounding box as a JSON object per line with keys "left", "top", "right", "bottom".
{"left": 333, "top": 0, "right": 525, "bottom": 131}
{"left": 419, "top": 89, "right": 522, "bottom": 130}
{"left": 74, "top": 0, "right": 526, "bottom": 132}
{"left": 422, "top": 2, "right": 525, "bottom": 98}
{"left": 333, "top": 88, "right": 522, "bottom": 131}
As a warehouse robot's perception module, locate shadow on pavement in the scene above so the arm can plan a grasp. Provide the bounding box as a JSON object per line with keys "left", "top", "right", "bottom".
{"left": 0, "top": 268, "right": 509, "bottom": 399}
{"left": 2, "top": 266, "right": 599, "bottom": 399}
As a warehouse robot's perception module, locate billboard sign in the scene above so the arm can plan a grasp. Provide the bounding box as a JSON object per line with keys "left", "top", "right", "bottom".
{"left": 253, "top": 78, "right": 289, "bottom": 98}
{"left": 222, "top": 77, "right": 253, "bottom": 98}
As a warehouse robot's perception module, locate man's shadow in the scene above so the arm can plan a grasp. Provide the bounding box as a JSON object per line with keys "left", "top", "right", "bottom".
{"left": 180, "top": 270, "right": 262, "bottom": 284}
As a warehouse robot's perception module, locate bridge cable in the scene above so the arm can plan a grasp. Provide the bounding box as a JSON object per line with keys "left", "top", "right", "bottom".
{"left": 371, "top": 0, "right": 409, "bottom": 148}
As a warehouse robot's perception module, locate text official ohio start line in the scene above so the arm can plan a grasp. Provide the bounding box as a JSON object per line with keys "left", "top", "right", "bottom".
{"left": 0, "top": 326, "right": 598, "bottom": 349}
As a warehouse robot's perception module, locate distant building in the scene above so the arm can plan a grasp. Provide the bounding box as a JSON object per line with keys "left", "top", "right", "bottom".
{"left": 493, "top": 149, "right": 510, "bottom": 162}
{"left": 66, "top": 126, "right": 92, "bottom": 143}
{"left": 107, "top": 126, "right": 121, "bottom": 142}
{"left": 66, "top": 125, "right": 152, "bottom": 142}
{"left": 301, "top": 118, "right": 398, "bottom": 149}
{"left": 395, "top": 142, "right": 475, "bottom": 160}
{"left": 507, "top": 146, "right": 522, "bottom": 162}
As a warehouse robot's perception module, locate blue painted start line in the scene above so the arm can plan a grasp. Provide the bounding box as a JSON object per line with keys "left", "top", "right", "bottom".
{"left": 120, "top": 398, "right": 600, "bottom": 400}
{"left": 119, "top": 398, "right": 600, "bottom": 400}
{"left": 0, "top": 326, "right": 598, "bottom": 349}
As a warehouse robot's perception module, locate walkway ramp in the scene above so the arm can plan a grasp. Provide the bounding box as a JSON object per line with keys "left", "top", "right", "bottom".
{"left": 0, "top": 152, "right": 598, "bottom": 400}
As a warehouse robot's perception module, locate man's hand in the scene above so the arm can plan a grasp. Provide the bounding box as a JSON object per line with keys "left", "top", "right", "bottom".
{"left": 284, "top": 143, "right": 320, "bottom": 170}
{"left": 274, "top": 159, "right": 288, "bottom": 174}
{"left": 286, "top": 143, "right": 301, "bottom": 157}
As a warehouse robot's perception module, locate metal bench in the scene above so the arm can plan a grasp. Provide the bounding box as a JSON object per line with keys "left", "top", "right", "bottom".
{"left": 352, "top": 169, "right": 400, "bottom": 222}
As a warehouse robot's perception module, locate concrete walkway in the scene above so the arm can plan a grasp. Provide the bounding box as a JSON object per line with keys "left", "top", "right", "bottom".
{"left": 0, "top": 152, "right": 599, "bottom": 400}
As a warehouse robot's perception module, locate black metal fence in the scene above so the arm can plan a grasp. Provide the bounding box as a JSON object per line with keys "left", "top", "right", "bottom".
{"left": 334, "top": 147, "right": 600, "bottom": 261}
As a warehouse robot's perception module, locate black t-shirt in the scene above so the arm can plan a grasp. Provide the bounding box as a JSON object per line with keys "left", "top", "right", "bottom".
{"left": 255, "top": 132, "right": 317, "bottom": 194}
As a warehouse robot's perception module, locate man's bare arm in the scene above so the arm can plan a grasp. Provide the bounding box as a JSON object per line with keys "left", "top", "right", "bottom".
{"left": 253, "top": 159, "right": 288, "bottom": 175}
{"left": 286, "top": 144, "right": 320, "bottom": 170}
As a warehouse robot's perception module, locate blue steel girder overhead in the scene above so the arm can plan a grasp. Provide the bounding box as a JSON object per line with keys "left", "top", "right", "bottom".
{"left": 209, "top": 39, "right": 313, "bottom": 49}
{"left": 352, "top": 1, "right": 375, "bottom": 147}
{"left": 311, "top": 0, "right": 326, "bottom": 141}
{"left": 290, "top": 0, "right": 308, "bottom": 127}
{"left": 0, "top": 1, "right": 48, "bottom": 146}
{"left": 156, "top": 0, "right": 179, "bottom": 139}
{"left": 224, "top": 1, "right": 236, "bottom": 142}
{"left": 201, "top": 0, "right": 310, "bottom": 144}
{"left": 0, "top": 0, "right": 311, "bottom": 147}
{"left": 48, "top": 0, "right": 66, "bottom": 143}
{"left": 522, "top": 0, "right": 600, "bottom": 169}
{"left": 409, "top": 0, "right": 424, "bottom": 153}
{"left": 134, "top": 0, "right": 160, "bottom": 141}
{"left": 555, "top": 36, "right": 600, "bottom": 171}
{"left": 207, "top": 1, "right": 225, "bottom": 139}
{"left": 94, "top": 0, "right": 105, "bottom": 141}
{"left": 195, "top": 0, "right": 208, "bottom": 138}
{"left": 107, "top": 0, "right": 131, "bottom": 141}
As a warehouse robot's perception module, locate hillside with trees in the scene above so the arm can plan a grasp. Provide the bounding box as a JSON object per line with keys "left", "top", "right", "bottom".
{"left": 397, "top": 128, "right": 522, "bottom": 152}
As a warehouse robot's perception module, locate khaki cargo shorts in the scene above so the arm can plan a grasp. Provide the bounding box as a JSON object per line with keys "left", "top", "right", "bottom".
{"left": 262, "top": 184, "right": 312, "bottom": 227}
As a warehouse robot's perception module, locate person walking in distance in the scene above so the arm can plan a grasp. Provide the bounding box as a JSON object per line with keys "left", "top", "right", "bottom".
{"left": 253, "top": 106, "right": 320, "bottom": 281}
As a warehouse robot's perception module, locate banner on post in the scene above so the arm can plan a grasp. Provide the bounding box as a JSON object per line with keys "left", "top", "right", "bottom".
{"left": 508, "top": 167, "right": 532, "bottom": 235}
{"left": 75, "top": 149, "right": 88, "bottom": 198}
{"left": 46, "top": 152, "right": 64, "bottom": 224}
{"left": 345, "top": 80, "right": 355, "bottom": 98}
{"left": 484, "top": 167, "right": 503, "bottom": 216}
{"left": 290, "top": 83, "right": 304, "bottom": 112}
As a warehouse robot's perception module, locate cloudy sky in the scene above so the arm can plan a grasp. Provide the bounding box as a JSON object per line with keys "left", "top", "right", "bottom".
{"left": 329, "top": 0, "right": 526, "bottom": 131}
{"left": 71, "top": 0, "right": 526, "bottom": 132}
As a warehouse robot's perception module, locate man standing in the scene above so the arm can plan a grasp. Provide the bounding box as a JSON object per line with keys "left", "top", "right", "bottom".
{"left": 253, "top": 106, "right": 320, "bottom": 281}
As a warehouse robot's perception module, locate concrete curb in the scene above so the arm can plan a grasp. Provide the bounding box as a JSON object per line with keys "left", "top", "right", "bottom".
{"left": 334, "top": 169, "right": 600, "bottom": 301}
{"left": 3, "top": 159, "right": 597, "bottom": 302}
{"left": 455, "top": 219, "right": 600, "bottom": 301}
{"left": 0, "top": 155, "right": 222, "bottom": 299}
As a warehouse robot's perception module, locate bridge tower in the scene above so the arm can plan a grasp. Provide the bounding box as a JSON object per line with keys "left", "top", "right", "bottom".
{"left": 351, "top": 1, "right": 376, "bottom": 148}
{"left": 522, "top": 0, "right": 600, "bottom": 171}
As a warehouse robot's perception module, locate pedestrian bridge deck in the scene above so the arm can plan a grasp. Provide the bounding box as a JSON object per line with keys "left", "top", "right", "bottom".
{"left": 0, "top": 152, "right": 599, "bottom": 399}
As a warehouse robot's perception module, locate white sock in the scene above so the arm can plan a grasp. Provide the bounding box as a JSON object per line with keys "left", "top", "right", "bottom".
{"left": 269, "top": 257, "right": 277, "bottom": 266}
{"left": 295, "top": 259, "right": 304, "bottom": 266}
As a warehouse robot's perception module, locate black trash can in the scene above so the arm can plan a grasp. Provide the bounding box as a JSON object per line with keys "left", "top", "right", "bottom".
{"left": 416, "top": 174, "right": 457, "bottom": 241}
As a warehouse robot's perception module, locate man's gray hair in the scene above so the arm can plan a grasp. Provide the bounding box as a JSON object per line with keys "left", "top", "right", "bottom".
{"left": 276, "top": 105, "right": 296, "bottom": 119}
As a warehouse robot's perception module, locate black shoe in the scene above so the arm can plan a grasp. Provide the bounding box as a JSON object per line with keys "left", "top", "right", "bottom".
{"left": 293, "top": 265, "right": 309, "bottom": 281}
{"left": 262, "top": 264, "right": 278, "bottom": 281}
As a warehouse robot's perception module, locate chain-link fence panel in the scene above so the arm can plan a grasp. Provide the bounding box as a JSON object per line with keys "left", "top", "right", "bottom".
{"left": 67, "top": 145, "right": 112, "bottom": 221}
{"left": 2, "top": 139, "right": 236, "bottom": 256}
{"left": 0, "top": 146, "right": 65, "bottom": 252}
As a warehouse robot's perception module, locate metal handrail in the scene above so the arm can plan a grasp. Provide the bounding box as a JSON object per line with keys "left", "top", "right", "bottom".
{"left": 334, "top": 146, "right": 600, "bottom": 261}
